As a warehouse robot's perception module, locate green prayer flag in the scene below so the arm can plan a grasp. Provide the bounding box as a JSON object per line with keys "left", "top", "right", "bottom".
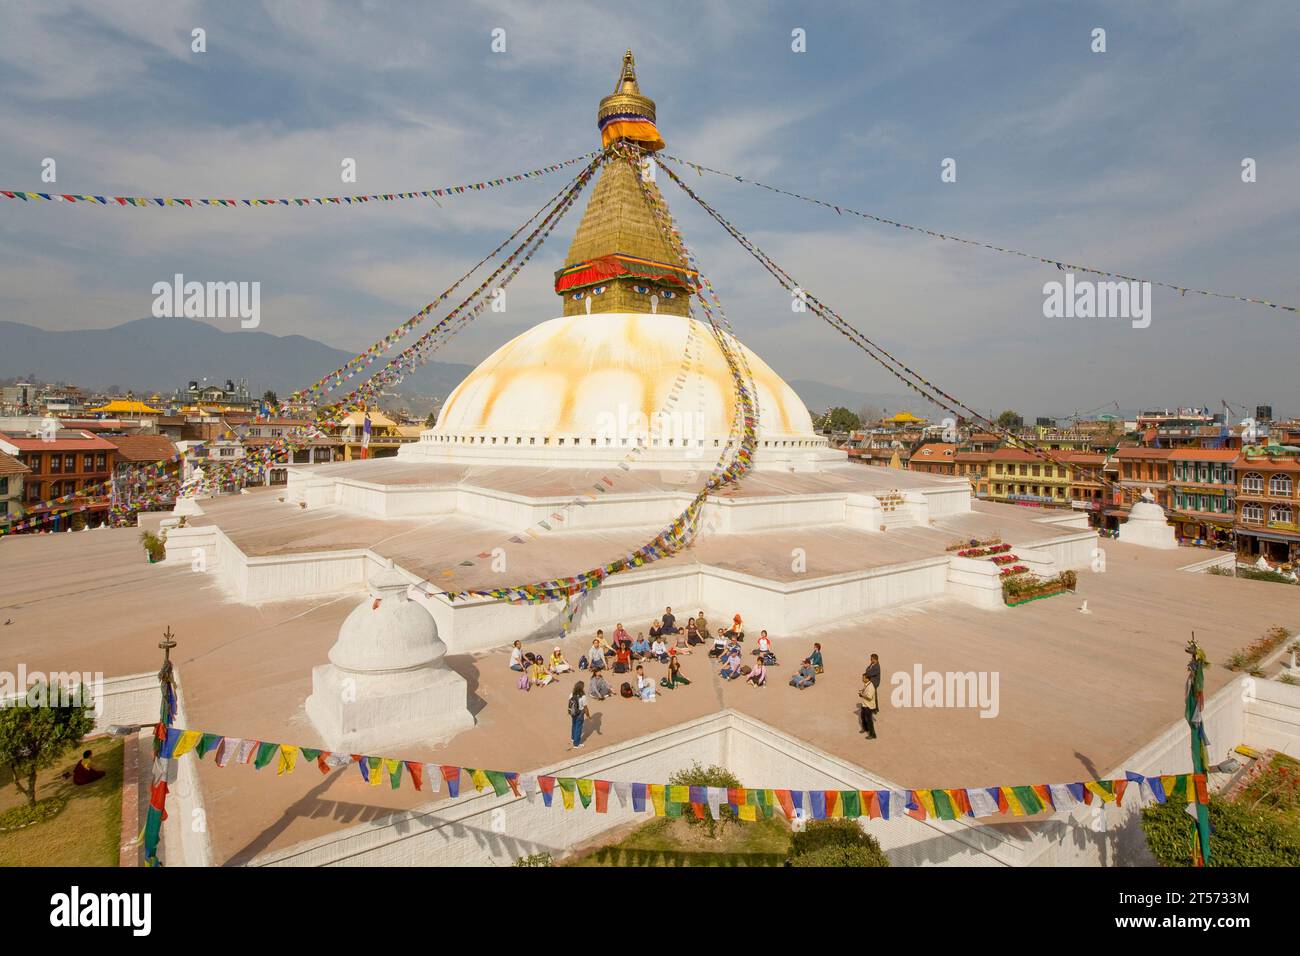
{"left": 485, "top": 770, "right": 511, "bottom": 797}
{"left": 253, "top": 742, "right": 279, "bottom": 769}
{"left": 840, "top": 790, "right": 862, "bottom": 819}
{"left": 196, "top": 733, "right": 223, "bottom": 759}
{"left": 1011, "top": 786, "right": 1042, "bottom": 815}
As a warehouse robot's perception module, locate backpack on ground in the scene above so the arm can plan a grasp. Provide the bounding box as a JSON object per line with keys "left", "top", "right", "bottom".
{"left": 578, "top": 655, "right": 588, "bottom": 670}
{"left": 620, "top": 681, "right": 634, "bottom": 698}
{"left": 517, "top": 673, "right": 531, "bottom": 692}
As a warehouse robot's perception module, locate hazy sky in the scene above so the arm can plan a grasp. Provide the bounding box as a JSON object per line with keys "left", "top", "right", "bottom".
{"left": 1, "top": 0, "right": 1296, "bottom": 417}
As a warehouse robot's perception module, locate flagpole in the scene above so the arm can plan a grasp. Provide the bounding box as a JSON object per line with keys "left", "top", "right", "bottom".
{"left": 1184, "top": 635, "right": 1212, "bottom": 865}
{"left": 142, "top": 626, "right": 178, "bottom": 867}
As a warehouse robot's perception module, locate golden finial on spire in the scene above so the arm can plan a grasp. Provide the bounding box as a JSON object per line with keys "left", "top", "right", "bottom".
{"left": 597, "top": 49, "right": 662, "bottom": 151}
{"left": 616, "top": 49, "right": 638, "bottom": 93}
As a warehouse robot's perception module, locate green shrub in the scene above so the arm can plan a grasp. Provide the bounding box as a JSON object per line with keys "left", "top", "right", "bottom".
{"left": 513, "top": 852, "right": 554, "bottom": 867}
{"left": 1141, "top": 796, "right": 1300, "bottom": 867}
{"left": 790, "top": 843, "right": 890, "bottom": 867}
{"left": 139, "top": 530, "right": 166, "bottom": 562}
{"left": 667, "top": 762, "right": 741, "bottom": 838}
{"left": 790, "top": 818, "right": 889, "bottom": 866}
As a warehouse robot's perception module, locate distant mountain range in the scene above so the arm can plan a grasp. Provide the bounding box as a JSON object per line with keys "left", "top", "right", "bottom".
{"left": 0, "top": 318, "right": 473, "bottom": 408}
{"left": 0, "top": 317, "right": 931, "bottom": 418}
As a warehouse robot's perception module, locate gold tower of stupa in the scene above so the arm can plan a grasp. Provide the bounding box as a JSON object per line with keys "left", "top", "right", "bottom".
{"left": 554, "top": 51, "right": 696, "bottom": 318}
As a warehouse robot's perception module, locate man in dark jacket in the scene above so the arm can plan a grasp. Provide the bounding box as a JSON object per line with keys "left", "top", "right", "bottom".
{"left": 865, "top": 654, "right": 881, "bottom": 714}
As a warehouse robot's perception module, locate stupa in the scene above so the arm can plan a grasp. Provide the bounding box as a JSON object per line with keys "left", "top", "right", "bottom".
{"left": 167, "top": 52, "right": 1097, "bottom": 658}
{"left": 403, "top": 51, "right": 837, "bottom": 473}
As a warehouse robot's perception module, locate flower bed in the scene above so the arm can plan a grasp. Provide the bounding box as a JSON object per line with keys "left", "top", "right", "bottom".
{"left": 1002, "top": 569, "right": 1076, "bottom": 606}
{"left": 956, "top": 542, "right": 1012, "bottom": 558}
{"left": 990, "top": 553, "right": 1020, "bottom": 566}
{"left": 946, "top": 536, "right": 1002, "bottom": 553}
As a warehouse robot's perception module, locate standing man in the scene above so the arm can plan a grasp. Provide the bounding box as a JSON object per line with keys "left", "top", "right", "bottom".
{"left": 865, "top": 653, "right": 881, "bottom": 715}
{"left": 858, "top": 674, "right": 878, "bottom": 739}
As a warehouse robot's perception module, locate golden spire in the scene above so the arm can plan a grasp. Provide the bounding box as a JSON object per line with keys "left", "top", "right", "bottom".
{"left": 555, "top": 51, "right": 692, "bottom": 318}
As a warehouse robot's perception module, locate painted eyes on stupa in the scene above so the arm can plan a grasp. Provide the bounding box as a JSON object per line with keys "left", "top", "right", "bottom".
{"left": 591, "top": 285, "right": 608, "bottom": 296}
{"left": 570, "top": 292, "right": 585, "bottom": 301}
{"left": 660, "top": 289, "right": 676, "bottom": 299}
{"left": 632, "top": 284, "right": 651, "bottom": 295}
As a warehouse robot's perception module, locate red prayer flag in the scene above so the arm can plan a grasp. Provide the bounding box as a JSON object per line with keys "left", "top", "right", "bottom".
{"left": 594, "top": 780, "right": 610, "bottom": 813}
{"left": 406, "top": 761, "right": 424, "bottom": 790}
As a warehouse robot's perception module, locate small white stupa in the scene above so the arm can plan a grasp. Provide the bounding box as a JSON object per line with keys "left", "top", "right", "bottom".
{"left": 306, "top": 560, "right": 473, "bottom": 752}
{"left": 1117, "top": 488, "right": 1178, "bottom": 550}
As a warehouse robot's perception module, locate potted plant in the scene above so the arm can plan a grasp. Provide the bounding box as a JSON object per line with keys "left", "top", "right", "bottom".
{"left": 140, "top": 530, "right": 166, "bottom": 564}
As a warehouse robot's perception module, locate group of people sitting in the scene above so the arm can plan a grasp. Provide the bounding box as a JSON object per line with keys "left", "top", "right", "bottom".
{"left": 512, "top": 608, "right": 828, "bottom": 698}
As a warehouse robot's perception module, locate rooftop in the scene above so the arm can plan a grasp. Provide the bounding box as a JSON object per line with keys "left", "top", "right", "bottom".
{"left": 1, "top": 527, "right": 1293, "bottom": 864}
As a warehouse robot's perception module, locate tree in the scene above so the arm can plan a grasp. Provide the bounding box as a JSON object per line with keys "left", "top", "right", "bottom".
{"left": 424, "top": 412, "right": 437, "bottom": 428}
{"left": 262, "top": 389, "right": 279, "bottom": 406}
{"left": 667, "top": 762, "right": 741, "bottom": 839}
{"left": 819, "top": 407, "right": 861, "bottom": 433}
{"left": 0, "top": 682, "right": 97, "bottom": 805}
{"left": 995, "top": 410, "right": 1024, "bottom": 430}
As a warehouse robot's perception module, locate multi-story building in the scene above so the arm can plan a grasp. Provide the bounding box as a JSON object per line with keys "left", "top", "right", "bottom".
{"left": 0, "top": 450, "right": 30, "bottom": 527}
{"left": 241, "top": 418, "right": 341, "bottom": 485}
{"left": 987, "top": 447, "right": 1073, "bottom": 507}
{"left": 1165, "top": 449, "right": 1239, "bottom": 548}
{"left": 1109, "top": 445, "right": 1173, "bottom": 506}
{"left": 907, "top": 442, "right": 957, "bottom": 476}
{"left": 1233, "top": 447, "right": 1300, "bottom": 564}
{"left": 105, "top": 435, "right": 182, "bottom": 514}
{"left": 953, "top": 450, "right": 992, "bottom": 497}
{"left": 0, "top": 429, "right": 118, "bottom": 530}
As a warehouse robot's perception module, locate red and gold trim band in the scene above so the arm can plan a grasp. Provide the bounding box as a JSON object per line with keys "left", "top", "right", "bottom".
{"left": 554, "top": 253, "right": 697, "bottom": 295}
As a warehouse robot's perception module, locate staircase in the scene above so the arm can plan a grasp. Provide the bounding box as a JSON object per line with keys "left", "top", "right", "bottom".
{"left": 877, "top": 489, "right": 918, "bottom": 530}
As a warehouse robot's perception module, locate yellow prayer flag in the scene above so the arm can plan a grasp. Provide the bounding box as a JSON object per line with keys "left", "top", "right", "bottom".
{"left": 172, "top": 731, "right": 203, "bottom": 758}
{"left": 916, "top": 789, "right": 938, "bottom": 819}
{"left": 560, "top": 785, "right": 575, "bottom": 810}
{"left": 1084, "top": 780, "right": 1116, "bottom": 803}
{"left": 471, "top": 769, "right": 489, "bottom": 792}
{"left": 649, "top": 784, "right": 666, "bottom": 817}
{"left": 668, "top": 785, "right": 689, "bottom": 804}
{"left": 738, "top": 804, "right": 757, "bottom": 822}
{"left": 277, "top": 745, "right": 300, "bottom": 776}
{"left": 1001, "top": 787, "right": 1025, "bottom": 816}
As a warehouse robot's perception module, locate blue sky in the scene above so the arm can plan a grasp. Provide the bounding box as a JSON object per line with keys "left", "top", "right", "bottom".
{"left": 1, "top": 0, "right": 1297, "bottom": 416}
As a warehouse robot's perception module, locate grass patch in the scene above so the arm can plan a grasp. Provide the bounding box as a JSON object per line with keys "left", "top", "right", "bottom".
{"left": 565, "top": 815, "right": 793, "bottom": 867}
{"left": 0, "top": 737, "right": 124, "bottom": 867}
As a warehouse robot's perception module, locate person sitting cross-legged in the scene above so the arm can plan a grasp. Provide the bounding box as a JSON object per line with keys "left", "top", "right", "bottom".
{"left": 746, "top": 659, "right": 766, "bottom": 687}
{"left": 752, "top": 630, "right": 772, "bottom": 657}
{"left": 636, "top": 665, "right": 656, "bottom": 702}
{"left": 631, "top": 632, "right": 651, "bottom": 659}
{"left": 789, "top": 658, "right": 816, "bottom": 689}
{"left": 589, "top": 670, "right": 613, "bottom": 701}
{"left": 612, "top": 642, "right": 632, "bottom": 674}
{"left": 660, "top": 653, "right": 691, "bottom": 690}
{"left": 650, "top": 637, "right": 669, "bottom": 663}
{"left": 531, "top": 657, "right": 554, "bottom": 687}
{"left": 661, "top": 607, "right": 679, "bottom": 634}
{"left": 549, "top": 646, "right": 572, "bottom": 675}
{"left": 71, "top": 749, "right": 105, "bottom": 786}
{"left": 719, "top": 649, "right": 743, "bottom": 680}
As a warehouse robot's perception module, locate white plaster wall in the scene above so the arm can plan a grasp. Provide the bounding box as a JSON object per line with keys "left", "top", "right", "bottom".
{"left": 1244, "top": 678, "right": 1300, "bottom": 757}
